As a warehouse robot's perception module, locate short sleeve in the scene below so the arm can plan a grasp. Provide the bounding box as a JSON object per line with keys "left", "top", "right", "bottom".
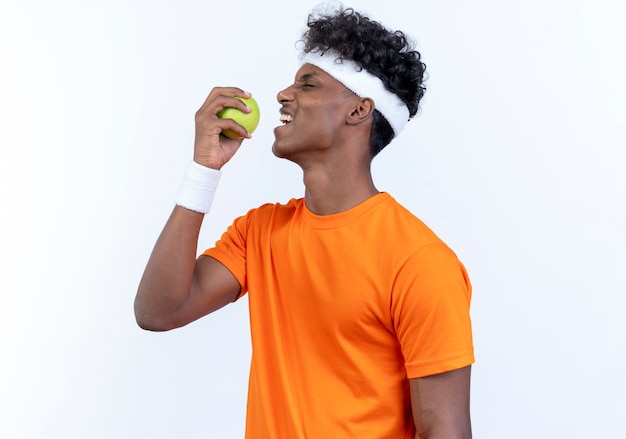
{"left": 202, "top": 212, "right": 250, "bottom": 298}
{"left": 391, "top": 242, "right": 474, "bottom": 378}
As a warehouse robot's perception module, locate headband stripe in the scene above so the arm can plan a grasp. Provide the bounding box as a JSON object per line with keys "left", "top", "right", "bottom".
{"left": 300, "top": 51, "right": 410, "bottom": 136}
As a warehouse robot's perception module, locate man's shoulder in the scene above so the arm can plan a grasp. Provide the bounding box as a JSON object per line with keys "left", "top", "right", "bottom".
{"left": 240, "top": 197, "right": 303, "bottom": 225}
{"left": 251, "top": 197, "right": 302, "bottom": 214}
{"left": 379, "top": 193, "right": 437, "bottom": 231}
{"left": 377, "top": 193, "right": 450, "bottom": 250}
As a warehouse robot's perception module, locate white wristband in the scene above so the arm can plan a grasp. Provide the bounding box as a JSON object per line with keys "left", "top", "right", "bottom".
{"left": 175, "top": 161, "right": 222, "bottom": 214}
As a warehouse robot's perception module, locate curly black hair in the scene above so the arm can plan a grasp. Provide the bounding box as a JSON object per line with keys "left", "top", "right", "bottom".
{"left": 300, "top": 5, "right": 427, "bottom": 156}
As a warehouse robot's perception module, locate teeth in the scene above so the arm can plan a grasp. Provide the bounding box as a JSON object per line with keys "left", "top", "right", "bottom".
{"left": 280, "top": 114, "right": 293, "bottom": 124}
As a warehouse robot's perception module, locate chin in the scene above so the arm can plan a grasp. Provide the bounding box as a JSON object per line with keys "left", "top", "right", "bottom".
{"left": 272, "top": 143, "right": 300, "bottom": 165}
{"left": 272, "top": 137, "right": 291, "bottom": 159}
{"left": 271, "top": 142, "right": 284, "bottom": 158}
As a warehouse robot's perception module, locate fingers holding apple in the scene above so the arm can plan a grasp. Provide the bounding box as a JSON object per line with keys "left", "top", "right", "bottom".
{"left": 193, "top": 88, "right": 259, "bottom": 169}
{"left": 217, "top": 96, "right": 261, "bottom": 139}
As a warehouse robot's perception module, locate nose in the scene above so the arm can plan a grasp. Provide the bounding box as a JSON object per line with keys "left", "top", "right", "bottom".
{"left": 277, "top": 84, "right": 294, "bottom": 104}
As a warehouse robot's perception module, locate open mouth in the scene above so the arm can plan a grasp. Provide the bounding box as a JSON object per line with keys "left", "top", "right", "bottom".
{"left": 280, "top": 114, "right": 293, "bottom": 124}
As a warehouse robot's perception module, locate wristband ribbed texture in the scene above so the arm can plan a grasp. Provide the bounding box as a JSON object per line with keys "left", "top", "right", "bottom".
{"left": 175, "top": 161, "right": 222, "bottom": 214}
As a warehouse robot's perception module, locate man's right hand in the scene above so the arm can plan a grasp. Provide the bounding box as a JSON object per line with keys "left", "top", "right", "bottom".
{"left": 134, "top": 88, "right": 247, "bottom": 331}
{"left": 193, "top": 87, "right": 254, "bottom": 169}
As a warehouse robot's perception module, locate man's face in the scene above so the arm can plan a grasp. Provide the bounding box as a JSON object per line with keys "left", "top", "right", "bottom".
{"left": 272, "top": 63, "right": 359, "bottom": 162}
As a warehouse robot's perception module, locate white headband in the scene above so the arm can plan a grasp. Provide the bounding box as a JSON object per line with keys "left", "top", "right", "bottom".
{"left": 300, "top": 50, "right": 410, "bottom": 136}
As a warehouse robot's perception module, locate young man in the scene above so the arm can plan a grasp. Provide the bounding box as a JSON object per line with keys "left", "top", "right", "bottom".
{"left": 136, "top": 6, "right": 474, "bottom": 439}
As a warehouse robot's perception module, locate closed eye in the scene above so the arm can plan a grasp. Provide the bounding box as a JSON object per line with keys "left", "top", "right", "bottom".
{"left": 297, "top": 72, "right": 320, "bottom": 90}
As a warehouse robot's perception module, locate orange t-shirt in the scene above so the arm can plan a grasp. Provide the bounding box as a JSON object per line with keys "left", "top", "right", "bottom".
{"left": 203, "top": 192, "right": 474, "bottom": 438}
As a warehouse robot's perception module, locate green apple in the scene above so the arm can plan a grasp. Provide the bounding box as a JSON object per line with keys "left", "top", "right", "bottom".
{"left": 217, "top": 96, "right": 260, "bottom": 139}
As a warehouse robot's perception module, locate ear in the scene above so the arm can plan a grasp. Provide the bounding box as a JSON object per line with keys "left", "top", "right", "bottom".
{"left": 347, "top": 97, "right": 375, "bottom": 127}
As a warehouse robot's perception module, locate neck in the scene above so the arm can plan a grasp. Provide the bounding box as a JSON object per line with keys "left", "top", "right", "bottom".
{"left": 301, "top": 159, "right": 379, "bottom": 216}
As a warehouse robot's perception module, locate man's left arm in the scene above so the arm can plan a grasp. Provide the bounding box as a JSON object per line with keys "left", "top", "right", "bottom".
{"left": 410, "top": 365, "right": 472, "bottom": 439}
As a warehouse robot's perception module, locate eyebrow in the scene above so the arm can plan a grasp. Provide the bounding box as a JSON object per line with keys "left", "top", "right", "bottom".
{"left": 298, "top": 72, "right": 318, "bottom": 81}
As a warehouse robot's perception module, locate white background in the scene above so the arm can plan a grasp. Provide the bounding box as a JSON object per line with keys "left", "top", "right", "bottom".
{"left": 1, "top": 0, "right": 624, "bottom": 437}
